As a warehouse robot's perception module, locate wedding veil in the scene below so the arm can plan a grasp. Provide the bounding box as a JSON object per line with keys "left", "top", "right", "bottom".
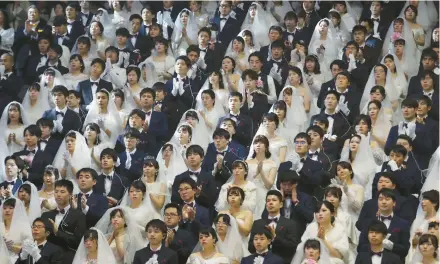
{"left": 15, "top": 181, "right": 41, "bottom": 225}
{"left": 72, "top": 227, "right": 117, "bottom": 264}
{"left": 291, "top": 238, "right": 332, "bottom": 264}
{"left": 0, "top": 198, "right": 32, "bottom": 243}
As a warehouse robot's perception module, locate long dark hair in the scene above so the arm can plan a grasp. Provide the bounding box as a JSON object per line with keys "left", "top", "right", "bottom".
{"left": 208, "top": 71, "right": 225, "bottom": 90}
{"left": 7, "top": 102, "right": 24, "bottom": 125}
{"left": 252, "top": 135, "right": 271, "bottom": 158}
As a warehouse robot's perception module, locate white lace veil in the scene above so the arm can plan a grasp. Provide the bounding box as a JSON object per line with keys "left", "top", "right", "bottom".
{"left": 225, "top": 33, "right": 251, "bottom": 60}
{"left": 370, "top": 101, "right": 392, "bottom": 143}
{"left": 0, "top": 136, "right": 7, "bottom": 182}
{"left": 156, "top": 142, "right": 187, "bottom": 189}
{"left": 241, "top": 2, "right": 277, "bottom": 47}
{"left": 0, "top": 102, "right": 30, "bottom": 155}
{"left": 308, "top": 18, "right": 342, "bottom": 66}
{"left": 171, "top": 110, "right": 210, "bottom": 151}
{"left": 420, "top": 147, "right": 439, "bottom": 196}
{"left": 0, "top": 198, "right": 32, "bottom": 243}
{"left": 94, "top": 206, "right": 146, "bottom": 264}
{"left": 92, "top": 8, "right": 116, "bottom": 43}
{"left": 38, "top": 68, "right": 65, "bottom": 109}
{"left": 195, "top": 79, "right": 227, "bottom": 116}
{"left": 381, "top": 53, "right": 408, "bottom": 98}
{"left": 0, "top": 233, "right": 10, "bottom": 264}
{"left": 192, "top": 214, "right": 249, "bottom": 261}
{"left": 53, "top": 131, "right": 91, "bottom": 191}
{"left": 410, "top": 243, "right": 439, "bottom": 264}
{"left": 171, "top": 9, "right": 198, "bottom": 54}
{"left": 71, "top": 35, "right": 98, "bottom": 59}
{"left": 340, "top": 134, "right": 376, "bottom": 197}
{"left": 137, "top": 61, "right": 156, "bottom": 88}
{"left": 235, "top": 29, "right": 261, "bottom": 53}
{"left": 22, "top": 83, "right": 50, "bottom": 124}
{"left": 278, "top": 86, "right": 309, "bottom": 132}
{"left": 291, "top": 238, "right": 332, "bottom": 264}
{"left": 72, "top": 227, "right": 117, "bottom": 264}
{"left": 360, "top": 64, "right": 399, "bottom": 113}
{"left": 83, "top": 89, "right": 123, "bottom": 148}
{"left": 15, "top": 181, "right": 41, "bottom": 224}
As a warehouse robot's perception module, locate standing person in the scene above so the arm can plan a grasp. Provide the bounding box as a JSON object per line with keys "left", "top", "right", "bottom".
{"left": 0, "top": 53, "right": 23, "bottom": 114}
{"left": 212, "top": 0, "right": 241, "bottom": 46}
{"left": 16, "top": 217, "right": 64, "bottom": 264}
{"left": 41, "top": 180, "right": 86, "bottom": 263}
{"left": 132, "top": 219, "right": 178, "bottom": 264}
{"left": 241, "top": 228, "right": 284, "bottom": 264}
{"left": 248, "top": 190, "right": 300, "bottom": 264}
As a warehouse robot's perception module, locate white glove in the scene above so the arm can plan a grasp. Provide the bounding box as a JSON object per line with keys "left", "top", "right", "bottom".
{"left": 387, "top": 160, "right": 399, "bottom": 171}
{"left": 171, "top": 78, "right": 184, "bottom": 96}
{"left": 163, "top": 15, "right": 174, "bottom": 29}
{"left": 289, "top": 49, "right": 299, "bottom": 65}
{"left": 338, "top": 100, "right": 350, "bottom": 115}
{"left": 407, "top": 122, "right": 416, "bottom": 139}
{"left": 347, "top": 53, "right": 357, "bottom": 72}
{"left": 23, "top": 241, "right": 41, "bottom": 260}
{"left": 63, "top": 152, "right": 71, "bottom": 166}
{"left": 383, "top": 238, "right": 394, "bottom": 250}
{"left": 196, "top": 57, "right": 207, "bottom": 70}
{"left": 97, "top": 117, "right": 105, "bottom": 129}
{"left": 0, "top": 64, "right": 5, "bottom": 76}
{"left": 355, "top": 125, "right": 361, "bottom": 134}
{"left": 269, "top": 64, "right": 282, "bottom": 83}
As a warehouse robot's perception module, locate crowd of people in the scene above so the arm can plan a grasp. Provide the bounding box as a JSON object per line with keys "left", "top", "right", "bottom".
{"left": 0, "top": 0, "right": 438, "bottom": 264}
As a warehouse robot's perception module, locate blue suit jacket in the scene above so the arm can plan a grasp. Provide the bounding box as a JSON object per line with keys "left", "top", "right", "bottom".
{"left": 77, "top": 192, "right": 108, "bottom": 228}
{"left": 385, "top": 123, "right": 432, "bottom": 169}
{"left": 201, "top": 143, "right": 242, "bottom": 172}
{"left": 241, "top": 252, "right": 284, "bottom": 264}
{"left": 75, "top": 79, "right": 113, "bottom": 106}
{"left": 117, "top": 149, "right": 146, "bottom": 183}
{"left": 0, "top": 178, "right": 23, "bottom": 195}
{"left": 147, "top": 111, "right": 169, "bottom": 151}
{"left": 358, "top": 215, "right": 410, "bottom": 260}
{"left": 94, "top": 172, "right": 128, "bottom": 203}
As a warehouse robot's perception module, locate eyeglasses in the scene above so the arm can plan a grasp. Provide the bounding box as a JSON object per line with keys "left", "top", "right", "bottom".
{"left": 32, "top": 225, "right": 45, "bottom": 229}
{"left": 164, "top": 213, "right": 178, "bottom": 218}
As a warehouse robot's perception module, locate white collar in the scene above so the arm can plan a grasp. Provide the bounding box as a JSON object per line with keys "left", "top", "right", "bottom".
{"left": 90, "top": 78, "right": 100, "bottom": 83}
{"left": 336, "top": 87, "right": 348, "bottom": 94}
{"left": 220, "top": 14, "right": 230, "bottom": 19}
{"left": 55, "top": 106, "right": 67, "bottom": 113}
{"left": 26, "top": 146, "right": 39, "bottom": 152}
{"left": 230, "top": 111, "right": 240, "bottom": 116}
{"left": 150, "top": 244, "right": 162, "bottom": 252}
{"left": 189, "top": 168, "right": 201, "bottom": 174}
{"left": 102, "top": 170, "right": 114, "bottom": 177}
{"left": 127, "top": 148, "right": 137, "bottom": 155}
{"left": 81, "top": 190, "right": 93, "bottom": 196}
{"left": 256, "top": 249, "right": 269, "bottom": 255}
{"left": 380, "top": 212, "right": 393, "bottom": 218}
{"left": 324, "top": 109, "right": 336, "bottom": 115}
{"left": 371, "top": 15, "right": 380, "bottom": 20}
{"left": 57, "top": 204, "right": 70, "bottom": 214}
{"left": 269, "top": 214, "right": 280, "bottom": 219}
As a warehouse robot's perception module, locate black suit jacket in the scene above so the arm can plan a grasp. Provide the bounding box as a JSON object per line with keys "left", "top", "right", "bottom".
{"left": 241, "top": 252, "right": 284, "bottom": 264}
{"left": 133, "top": 245, "right": 178, "bottom": 264}
{"left": 355, "top": 250, "right": 403, "bottom": 264}
{"left": 14, "top": 149, "right": 52, "bottom": 189}
{"left": 76, "top": 192, "right": 108, "bottom": 228}
{"left": 39, "top": 137, "right": 62, "bottom": 163}
{"left": 15, "top": 241, "right": 64, "bottom": 264}
{"left": 75, "top": 79, "right": 113, "bottom": 107}
{"left": 41, "top": 208, "right": 87, "bottom": 263}
{"left": 168, "top": 228, "right": 197, "bottom": 264}
{"left": 213, "top": 16, "right": 241, "bottom": 46}
{"left": 128, "top": 34, "right": 154, "bottom": 64}
{"left": 0, "top": 73, "right": 23, "bottom": 113}
{"left": 248, "top": 217, "right": 300, "bottom": 264}
{"left": 94, "top": 172, "right": 128, "bottom": 203}
{"left": 218, "top": 113, "right": 253, "bottom": 148}
{"left": 13, "top": 19, "right": 52, "bottom": 55}
{"left": 41, "top": 108, "right": 82, "bottom": 140}
{"left": 36, "top": 62, "right": 69, "bottom": 78}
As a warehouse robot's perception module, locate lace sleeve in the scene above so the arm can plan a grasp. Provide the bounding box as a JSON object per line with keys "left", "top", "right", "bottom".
{"left": 214, "top": 185, "right": 228, "bottom": 212}
{"left": 242, "top": 184, "right": 257, "bottom": 213}
{"left": 371, "top": 146, "right": 386, "bottom": 166}
{"left": 345, "top": 185, "right": 364, "bottom": 213}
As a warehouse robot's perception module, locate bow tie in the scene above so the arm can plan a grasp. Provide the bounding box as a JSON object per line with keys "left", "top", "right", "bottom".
{"left": 199, "top": 48, "right": 207, "bottom": 52}
{"left": 230, "top": 114, "right": 239, "bottom": 118}
{"left": 371, "top": 251, "right": 382, "bottom": 257}
{"left": 189, "top": 171, "right": 200, "bottom": 177}
{"left": 185, "top": 202, "right": 195, "bottom": 207}
{"left": 151, "top": 249, "right": 161, "bottom": 254}
{"left": 39, "top": 139, "right": 48, "bottom": 144}
{"left": 220, "top": 17, "right": 227, "bottom": 21}
{"left": 145, "top": 111, "right": 152, "bottom": 116}
{"left": 272, "top": 60, "right": 282, "bottom": 66}
{"left": 424, "top": 92, "right": 433, "bottom": 97}
{"left": 144, "top": 24, "right": 151, "bottom": 28}
{"left": 380, "top": 215, "right": 392, "bottom": 221}
{"left": 40, "top": 54, "right": 47, "bottom": 59}
{"left": 57, "top": 34, "right": 65, "bottom": 38}
{"left": 268, "top": 217, "right": 278, "bottom": 223}
{"left": 286, "top": 31, "right": 295, "bottom": 36}
{"left": 57, "top": 208, "right": 66, "bottom": 214}
{"left": 309, "top": 151, "right": 319, "bottom": 156}
{"left": 130, "top": 34, "right": 138, "bottom": 38}
{"left": 164, "top": 8, "right": 172, "bottom": 12}
{"left": 91, "top": 81, "right": 98, "bottom": 86}
{"left": 372, "top": 18, "right": 380, "bottom": 23}
{"left": 403, "top": 123, "right": 408, "bottom": 128}
{"left": 38, "top": 245, "right": 44, "bottom": 250}
{"left": 155, "top": 100, "right": 163, "bottom": 104}
{"left": 325, "top": 113, "right": 335, "bottom": 118}
{"left": 217, "top": 151, "right": 226, "bottom": 156}
{"left": 56, "top": 111, "right": 64, "bottom": 117}
{"left": 300, "top": 158, "right": 306, "bottom": 163}
{"left": 256, "top": 252, "right": 268, "bottom": 257}
{"left": 6, "top": 181, "right": 15, "bottom": 186}
{"left": 26, "top": 149, "right": 36, "bottom": 155}
{"left": 104, "top": 175, "right": 113, "bottom": 181}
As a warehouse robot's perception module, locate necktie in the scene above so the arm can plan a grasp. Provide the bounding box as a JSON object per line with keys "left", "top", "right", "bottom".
{"left": 26, "top": 149, "right": 36, "bottom": 155}
{"left": 56, "top": 111, "right": 64, "bottom": 117}
{"left": 38, "top": 245, "right": 44, "bottom": 250}
{"left": 371, "top": 251, "right": 382, "bottom": 257}
{"left": 58, "top": 208, "right": 65, "bottom": 214}
{"left": 380, "top": 215, "right": 392, "bottom": 221}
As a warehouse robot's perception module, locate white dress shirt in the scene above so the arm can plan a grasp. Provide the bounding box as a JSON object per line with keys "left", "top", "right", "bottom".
{"left": 55, "top": 205, "right": 71, "bottom": 226}
{"left": 220, "top": 15, "right": 229, "bottom": 32}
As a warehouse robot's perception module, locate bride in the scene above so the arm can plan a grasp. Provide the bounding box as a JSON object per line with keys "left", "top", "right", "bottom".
{"left": 196, "top": 71, "right": 230, "bottom": 113}
{"left": 95, "top": 207, "right": 145, "bottom": 264}
{"left": 172, "top": 110, "right": 210, "bottom": 152}
{"left": 156, "top": 142, "right": 187, "bottom": 195}
{"left": 241, "top": 2, "right": 277, "bottom": 47}
{"left": 0, "top": 102, "right": 29, "bottom": 155}
{"left": 72, "top": 228, "right": 117, "bottom": 264}
{"left": 382, "top": 54, "right": 408, "bottom": 99}
{"left": 83, "top": 89, "right": 123, "bottom": 148}
{"left": 291, "top": 238, "right": 333, "bottom": 264}
{"left": 53, "top": 131, "right": 91, "bottom": 193}
{"left": 171, "top": 9, "right": 198, "bottom": 57}
{"left": 308, "top": 19, "right": 342, "bottom": 80}
{"left": 187, "top": 227, "right": 230, "bottom": 264}
{"left": 21, "top": 82, "right": 50, "bottom": 124}
{"left": 39, "top": 67, "right": 65, "bottom": 109}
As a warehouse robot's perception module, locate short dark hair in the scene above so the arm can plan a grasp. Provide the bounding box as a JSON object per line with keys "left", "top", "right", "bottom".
{"left": 306, "top": 125, "right": 325, "bottom": 138}
{"left": 124, "top": 128, "right": 141, "bottom": 139}
{"left": 212, "top": 128, "right": 230, "bottom": 140}
{"left": 422, "top": 190, "right": 439, "bottom": 211}
{"left": 215, "top": 213, "right": 231, "bottom": 226}
{"left": 2, "top": 198, "right": 16, "bottom": 208}
{"left": 140, "top": 87, "right": 156, "bottom": 99}
{"left": 390, "top": 144, "right": 408, "bottom": 157}
{"left": 164, "top": 202, "right": 182, "bottom": 216}
{"left": 129, "top": 14, "right": 142, "bottom": 22}
{"left": 24, "top": 124, "right": 42, "bottom": 138}
{"left": 378, "top": 188, "right": 396, "bottom": 201}
{"left": 325, "top": 90, "right": 341, "bottom": 101}
{"left": 32, "top": 217, "right": 53, "bottom": 236}
{"left": 378, "top": 172, "right": 396, "bottom": 185}
{"left": 198, "top": 27, "right": 211, "bottom": 38}
{"left": 129, "top": 109, "right": 146, "bottom": 121}
{"left": 397, "top": 134, "right": 413, "bottom": 146}
{"left": 116, "top": 27, "right": 130, "bottom": 38}
{"left": 100, "top": 148, "right": 118, "bottom": 162}
{"left": 186, "top": 145, "right": 204, "bottom": 158}
{"left": 51, "top": 85, "right": 69, "bottom": 97}
{"left": 91, "top": 58, "right": 106, "bottom": 71}
{"left": 294, "top": 132, "right": 311, "bottom": 145}
{"left": 76, "top": 168, "right": 98, "bottom": 180}
{"left": 176, "top": 55, "right": 191, "bottom": 68}
{"left": 352, "top": 25, "right": 367, "bottom": 35}
{"left": 55, "top": 179, "right": 74, "bottom": 194}
{"left": 248, "top": 51, "right": 264, "bottom": 63}
{"left": 186, "top": 44, "right": 200, "bottom": 56}
{"left": 229, "top": 91, "right": 243, "bottom": 102}
{"left": 401, "top": 98, "right": 418, "bottom": 109}
{"left": 145, "top": 219, "right": 167, "bottom": 238}
{"left": 253, "top": 227, "right": 273, "bottom": 240}
{"left": 368, "top": 220, "right": 388, "bottom": 236}
{"left": 266, "top": 190, "right": 283, "bottom": 202}
{"left": 179, "top": 177, "right": 197, "bottom": 190}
